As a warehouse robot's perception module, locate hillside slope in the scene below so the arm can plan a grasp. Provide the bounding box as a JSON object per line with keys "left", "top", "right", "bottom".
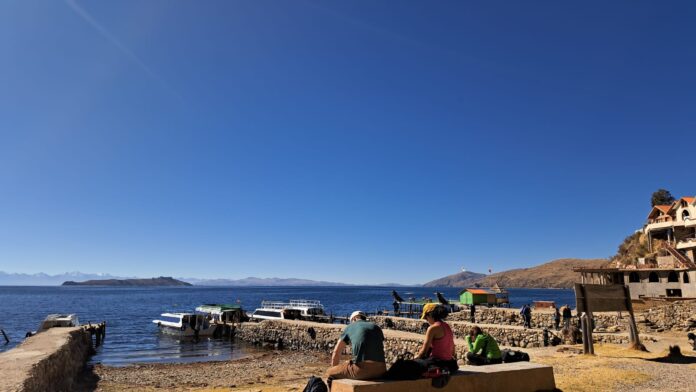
{"left": 422, "top": 271, "right": 486, "bottom": 287}
{"left": 474, "top": 258, "right": 609, "bottom": 288}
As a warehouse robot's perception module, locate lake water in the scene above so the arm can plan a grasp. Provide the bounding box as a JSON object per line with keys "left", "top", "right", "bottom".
{"left": 0, "top": 286, "right": 575, "bottom": 365}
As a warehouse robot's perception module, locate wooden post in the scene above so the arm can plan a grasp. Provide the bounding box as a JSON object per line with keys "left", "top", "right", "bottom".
{"left": 581, "top": 313, "right": 589, "bottom": 354}
{"left": 1, "top": 329, "right": 9, "bottom": 344}
{"left": 623, "top": 286, "right": 642, "bottom": 349}
{"left": 578, "top": 285, "right": 594, "bottom": 355}
{"left": 586, "top": 310, "right": 595, "bottom": 355}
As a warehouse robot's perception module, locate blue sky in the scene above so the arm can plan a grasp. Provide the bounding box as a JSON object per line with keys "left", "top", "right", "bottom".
{"left": 1, "top": 1, "right": 695, "bottom": 284}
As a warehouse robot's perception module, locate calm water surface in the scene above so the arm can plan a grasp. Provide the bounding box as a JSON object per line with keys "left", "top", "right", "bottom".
{"left": 0, "top": 286, "right": 575, "bottom": 365}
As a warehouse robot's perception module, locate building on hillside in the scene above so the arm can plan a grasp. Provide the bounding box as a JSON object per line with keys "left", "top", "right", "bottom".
{"left": 575, "top": 195, "right": 696, "bottom": 299}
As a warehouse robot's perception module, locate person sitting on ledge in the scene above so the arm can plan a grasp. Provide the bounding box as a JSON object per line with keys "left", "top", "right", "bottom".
{"left": 325, "top": 311, "right": 387, "bottom": 384}
{"left": 415, "top": 303, "right": 459, "bottom": 373}
{"left": 465, "top": 326, "right": 502, "bottom": 366}
{"left": 688, "top": 332, "right": 696, "bottom": 351}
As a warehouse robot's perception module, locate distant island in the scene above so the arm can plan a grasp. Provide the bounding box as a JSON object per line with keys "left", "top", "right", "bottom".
{"left": 180, "top": 276, "right": 351, "bottom": 286}
{"left": 62, "top": 276, "right": 192, "bottom": 287}
{"left": 424, "top": 258, "right": 609, "bottom": 289}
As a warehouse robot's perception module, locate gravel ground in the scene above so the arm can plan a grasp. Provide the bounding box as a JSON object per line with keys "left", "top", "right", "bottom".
{"left": 531, "top": 338, "right": 696, "bottom": 392}
{"left": 83, "top": 333, "right": 696, "bottom": 391}
{"left": 87, "top": 351, "right": 331, "bottom": 392}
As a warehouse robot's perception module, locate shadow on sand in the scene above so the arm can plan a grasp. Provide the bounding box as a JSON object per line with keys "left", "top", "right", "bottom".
{"left": 645, "top": 345, "right": 696, "bottom": 365}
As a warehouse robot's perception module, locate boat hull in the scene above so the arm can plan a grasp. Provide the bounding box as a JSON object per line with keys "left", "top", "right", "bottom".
{"left": 156, "top": 324, "right": 217, "bottom": 337}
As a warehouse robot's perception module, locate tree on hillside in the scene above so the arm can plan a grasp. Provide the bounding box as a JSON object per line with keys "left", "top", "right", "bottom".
{"left": 651, "top": 189, "right": 675, "bottom": 207}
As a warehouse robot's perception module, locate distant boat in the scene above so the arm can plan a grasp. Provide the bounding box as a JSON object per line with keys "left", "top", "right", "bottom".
{"left": 152, "top": 313, "right": 217, "bottom": 337}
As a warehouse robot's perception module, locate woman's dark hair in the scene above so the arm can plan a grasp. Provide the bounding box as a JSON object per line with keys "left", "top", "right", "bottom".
{"left": 426, "top": 305, "right": 449, "bottom": 321}
{"left": 470, "top": 326, "right": 483, "bottom": 336}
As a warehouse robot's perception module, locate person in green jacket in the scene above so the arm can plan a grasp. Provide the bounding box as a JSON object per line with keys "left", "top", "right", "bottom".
{"left": 465, "top": 326, "right": 502, "bottom": 366}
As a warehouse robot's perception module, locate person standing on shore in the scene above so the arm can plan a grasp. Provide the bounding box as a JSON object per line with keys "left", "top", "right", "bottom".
{"left": 553, "top": 306, "right": 561, "bottom": 331}
{"left": 562, "top": 304, "right": 572, "bottom": 329}
{"left": 470, "top": 303, "right": 476, "bottom": 323}
{"left": 521, "top": 304, "right": 532, "bottom": 328}
{"left": 325, "top": 311, "right": 386, "bottom": 385}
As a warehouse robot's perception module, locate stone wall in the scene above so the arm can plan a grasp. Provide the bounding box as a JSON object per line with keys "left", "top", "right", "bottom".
{"left": 0, "top": 327, "right": 93, "bottom": 392}
{"left": 445, "top": 302, "right": 696, "bottom": 334}
{"left": 447, "top": 307, "right": 563, "bottom": 329}
{"left": 236, "top": 317, "right": 656, "bottom": 362}
{"left": 639, "top": 300, "right": 696, "bottom": 332}
{"left": 235, "top": 320, "right": 469, "bottom": 363}
{"left": 372, "top": 316, "right": 559, "bottom": 348}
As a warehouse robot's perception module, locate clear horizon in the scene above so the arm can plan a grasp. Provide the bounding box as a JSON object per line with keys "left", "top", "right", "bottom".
{"left": 2, "top": 1, "right": 695, "bottom": 284}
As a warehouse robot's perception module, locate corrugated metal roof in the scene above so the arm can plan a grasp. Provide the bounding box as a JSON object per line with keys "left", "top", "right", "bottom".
{"left": 466, "top": 288, "right": 494, "bottom": 294}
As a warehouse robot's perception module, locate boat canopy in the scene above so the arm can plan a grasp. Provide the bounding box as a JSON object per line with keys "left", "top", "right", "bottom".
{"left": 196, "top": 304, "right": 242, "bottom": 313}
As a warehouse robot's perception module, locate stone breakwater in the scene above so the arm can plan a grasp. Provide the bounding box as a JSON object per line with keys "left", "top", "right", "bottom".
{"left": 372, "top": 316, "right": 560, "bottom": 348}
{"left": 0, "top": 327, "right": 93, "bottom": 392}
{"left": 236, "top": 317, "right": 654, "bottom": 360}
{"left": 236, "top": 319, "right": 469, "bottom": 363}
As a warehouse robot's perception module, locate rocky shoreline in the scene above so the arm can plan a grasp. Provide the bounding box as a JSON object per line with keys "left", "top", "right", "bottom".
{"left": 82, "top": 301, "right": 696, "bottom": 391}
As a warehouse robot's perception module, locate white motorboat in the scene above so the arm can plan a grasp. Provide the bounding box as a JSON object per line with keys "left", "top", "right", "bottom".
{"left": 194, "top": 304, "right": 247, "bottom": 323}
{"left": 152, "top": 313, "right": 217, "bottom": 337}
{"left": 38, "top": 314, "right": 80, "bottom": 332}
{"left": 250, "top": 299, "right": 330, "bottom": 322}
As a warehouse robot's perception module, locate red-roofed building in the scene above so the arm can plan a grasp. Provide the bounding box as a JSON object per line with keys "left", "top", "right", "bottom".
{"left": 576, "top": 194, "right": 696, "bottom": 299}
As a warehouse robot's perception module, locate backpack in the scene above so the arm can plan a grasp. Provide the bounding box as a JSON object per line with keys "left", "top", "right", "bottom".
{"left": 302, "top": 376, "right": 328, "bottom": 392}
{"left": 385, "top": 353, "right": 426, "bottom": 380}
{"left": 501, "top": 349, "right": 530, "bottom": 363}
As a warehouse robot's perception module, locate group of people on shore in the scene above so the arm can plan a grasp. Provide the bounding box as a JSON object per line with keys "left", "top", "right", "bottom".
{"left": 324, "top": 303, "right": 501, "bottom": 387}
{"left": 519, "top": 303, "right": 574, "bottom": 330}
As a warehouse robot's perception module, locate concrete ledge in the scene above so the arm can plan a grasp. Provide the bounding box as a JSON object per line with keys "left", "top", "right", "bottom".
{"left": 332, "top": 362, "right": 556, "bottom": 392}
{"left": 0, "top": 327, "right": 92, "bottom": 392}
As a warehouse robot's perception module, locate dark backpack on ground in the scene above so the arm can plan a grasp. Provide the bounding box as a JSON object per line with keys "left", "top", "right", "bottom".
{"left": 303, "top": 376, "right": 328, "bottom": 392}
{"left": 385, "top": 359, "right": 426, "bottom": 380}
{"left": 501, "top": 349, "right": 530, "bottom": 363}
{"left": 385, "top": 353, "right": 426, "bottom": 380}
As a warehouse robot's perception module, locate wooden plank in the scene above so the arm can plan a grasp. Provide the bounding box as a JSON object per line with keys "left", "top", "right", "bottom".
{"left": 578, "top": 298, "right": 630, "bottom": 313}
{"left": 575, "top": 283, "right": 631, "bottom": 313}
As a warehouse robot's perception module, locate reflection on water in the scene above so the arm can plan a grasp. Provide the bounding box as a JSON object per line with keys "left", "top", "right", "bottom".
{"left": 94, "top": 333, "right": 256, "bottom": 367}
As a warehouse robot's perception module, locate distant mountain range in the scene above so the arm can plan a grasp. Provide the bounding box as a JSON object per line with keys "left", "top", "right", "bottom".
{"left": 0, "top": 271, "right": 130, "bottom": 286}
{"left": 0, "top": 271, "right": 354, "bottom": 287}
{"left": 422, "top": 271, "right": 486, "bottom": 287}
{"left": 423, "top": 258, "right": 609, "bottom": 288}
{"left": 183, "top": 277, "right": 351, "bottom": 287}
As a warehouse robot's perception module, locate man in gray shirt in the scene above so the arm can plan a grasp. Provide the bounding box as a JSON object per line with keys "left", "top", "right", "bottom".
{"left": 325, "top": 311, "right": 386, "bottom": 383}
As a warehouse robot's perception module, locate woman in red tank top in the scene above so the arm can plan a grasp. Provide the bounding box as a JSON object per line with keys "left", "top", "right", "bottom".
{"left": 415, "top": 303, "right": 459, "bottom": 372}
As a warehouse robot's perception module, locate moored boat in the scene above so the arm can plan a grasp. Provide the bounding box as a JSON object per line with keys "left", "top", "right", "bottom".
{"left": 38, "top": 314, "right": 80, "bottom": 332}
{"left": 250, "top": 299, "right": 330, "bottom": 322}
{"left": 195, "top": 304, "right": 247, "bottom": 323}
{"left": 152, "top": 313, "right": 217, "bottom": 337}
